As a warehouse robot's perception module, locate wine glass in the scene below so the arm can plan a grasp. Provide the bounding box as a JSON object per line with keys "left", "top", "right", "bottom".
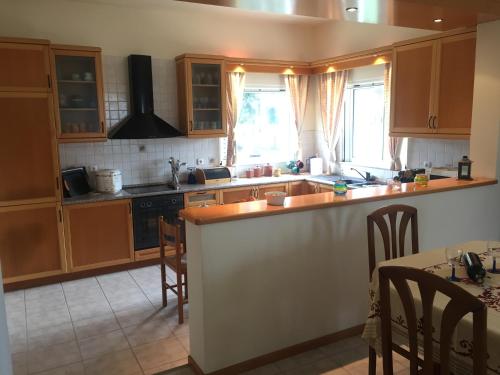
{"left": 487, "top": 241, "right": 500, "bottom": 274}
{"left": 445, "top": 247, "right": 463, "bottom": 281}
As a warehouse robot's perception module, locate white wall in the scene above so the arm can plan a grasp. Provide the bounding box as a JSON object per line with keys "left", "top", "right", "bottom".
{"left": 470, "top": 20, "right": 500, "bottom": 178}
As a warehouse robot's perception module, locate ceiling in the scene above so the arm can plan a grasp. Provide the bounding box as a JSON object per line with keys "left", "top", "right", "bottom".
{"left": 175, "top": 0, "right": 500, "bottom": 30}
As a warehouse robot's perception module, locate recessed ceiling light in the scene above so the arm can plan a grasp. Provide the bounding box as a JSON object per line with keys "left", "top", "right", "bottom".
{"left": 434, "top": 18, "right": 443, "bottom": 23}
{"left": 346, "top": 7, "right": 358, "bottom": 13}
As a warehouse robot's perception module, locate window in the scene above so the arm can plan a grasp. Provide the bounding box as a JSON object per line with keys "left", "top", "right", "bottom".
{"left": 230, "top": 73, "right": 296, "bottom": 165}
{"left": 341, "top": 65, "right": 389, "bottom": 167}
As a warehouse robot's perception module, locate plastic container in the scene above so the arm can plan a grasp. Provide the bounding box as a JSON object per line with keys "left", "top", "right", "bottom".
{"left": 95, "top": 169, "right": 122, "bottom": 193}
{"left": 334, "top": 180, "right": 348, "bottom": 195}
{"left": 414, "top": 173, "right": 428, "bottom": 187}
{"left": 264, "top": 191, "right": 287, "bottom": 206}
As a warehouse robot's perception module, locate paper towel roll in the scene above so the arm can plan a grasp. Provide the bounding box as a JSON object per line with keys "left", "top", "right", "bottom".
{"left": 310, "top": 157, "right": 323, "bottom": 175}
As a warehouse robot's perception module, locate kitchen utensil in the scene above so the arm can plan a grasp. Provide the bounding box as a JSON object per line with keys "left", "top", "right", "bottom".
{"left": 95, "top": 169, "right": 122, "bottom": 193}
{"left": 71, "top": 73, "right": 81, "bottom": 80}
{"left": 83, "top": 72, "right": 94, "bottom": 81}
{"left": 273, "top": 168, "right": 281, "bottom": 177}
{"left": 187, "top": 167, "right": 197, "bottom": 184}
{"left": 445, "top": 247, "right": 463, "bottom": 281}
{"left": 70, "top": 95, "right": 85, "bottom": 108}
{"left": 334, "top": 180, "right": 347, "bottom": 195}
{"left": 169, "top": 157, "right": 186, "bottom": 190}
{"left": 265, "top": 191, "right": 286, "bottom": 206}
{"left": 263, "top": 164, "right": 273, "bottom": 177}
{"left": 61, "top": 167, "right": 91, "bottom": 197}
{"left": 195, "top": 167, "right": 231, "bottom": 184}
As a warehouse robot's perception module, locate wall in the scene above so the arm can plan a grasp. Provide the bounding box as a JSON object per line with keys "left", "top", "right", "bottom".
{"left": 406, "top": 139, "right": 470, "bottom": 169}
{"left": 470, "top": 20, "right": 500, "bottom": 178}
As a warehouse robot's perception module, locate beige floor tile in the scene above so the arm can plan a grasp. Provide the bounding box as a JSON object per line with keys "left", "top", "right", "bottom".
{"left": 107, "top": 292, "right": 152, "bottom": 312}
{"left": 26, "top": 306, "right": 71, "bottom": 331}
{"left": 64, "top": 291, "right": 108, "bottom": 309}
{"left": 62, "top": 277, "right": 100, "bottom": 293}
{"left": 27, "top": 322, "right": 75, "bottom": 349}
{"left": 34, "top": 362, "right": 85, "bottom": 375}
{"left": 158, "top": 365, "right": 195, "bottom": 375}
{"left": 123, "top": 316, "right": 174, "bottom": 347}
{"left": 78, "top": 329, "right": 130, "bottom": 360}
{"left": 114, "top": 304, "right": 158, "bottom": 329}
{"left": 25, "top": 284, "right": 63, "bottom": 301}
{"left": 72, "top": 313, "right": 120, "bottom": 340}
{"left": 176, "top": 333, "right": 190, "bottom": 352}
{"left": 143, "top": 357, "right": 188, "bottom": 375}
{"left": 241, "top": 363, "right": 281, "bottom": 375}
{"left": 132, "top": 337, "right": 188, "bottom": 373}
{"left": 27, "top": 340, "right": 81, "bottom": 374}
{"left": 67, "top": 300, "right": 112, "bottom": 322}
{"left": 329, "top": 345, "right": 368, "bottom": 367}
{"left": 83, "top": 348, "right": 142, "bottom": 375}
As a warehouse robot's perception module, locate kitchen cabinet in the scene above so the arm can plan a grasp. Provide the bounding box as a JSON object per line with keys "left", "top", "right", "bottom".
{"left": 184, "top": 190, "right": 220, "bottom": 207}
{"left": 0, "top": 38, "right": 51, "bottom": 92}
{"left": 219, "top": 186, "right": 257, "bottom": 204}
{"left": 63, "top": 200, "right": 134, "bottom": 271}
{"left": 318, "top": 183, "right": 333, "bottom": 193}
{"left": 0, "top": 92, "right": 60, "bottom": 206}
{"left": 289, "top": 181, "right": 308, "bottom": 196}
{"left": 50, "top": 45, "right": 106, "bottom": 142}
{"left": 0, "top": 203, "right": 65, "bottom": 284}
{"left": 257, "top": 183, "right": 289, "bottom": 200}
{"left": 390, "top": 32, "right": 475, "bottom": 138}
{"left": 176, "top": 55, "right": 227, "bottom": 137}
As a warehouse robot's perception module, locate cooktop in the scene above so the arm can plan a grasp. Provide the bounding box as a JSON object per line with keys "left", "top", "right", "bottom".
{"left": 124, "top": 184, "right": 175, "bottom": 195}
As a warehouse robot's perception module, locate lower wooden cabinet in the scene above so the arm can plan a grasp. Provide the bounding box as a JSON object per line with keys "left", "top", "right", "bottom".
{"left": 257, "top": 183, "right": 288, "bottom": 200}
{"left": 0, "top": 202, "right": 65, "bottom": 283}
{"left": 63, "top": 200, "right": 134, "bottom": 271}
{"left": 318, "top": 183, "right": 333, "bottom": 193}
{"left": 219, "top": 186, "right": 257, "bottom": 204}
{"left": 184, "top": 190, "right": 219, "bottom": 207}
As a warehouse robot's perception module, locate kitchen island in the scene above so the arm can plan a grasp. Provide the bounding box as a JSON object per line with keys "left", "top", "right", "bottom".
{"left": 180, "top": 178, "right": 499, "bottom": 374}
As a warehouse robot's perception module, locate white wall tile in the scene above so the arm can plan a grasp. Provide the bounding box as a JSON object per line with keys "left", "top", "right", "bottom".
{"left": 406, "top": 138, "right": 470, "bottom": 169}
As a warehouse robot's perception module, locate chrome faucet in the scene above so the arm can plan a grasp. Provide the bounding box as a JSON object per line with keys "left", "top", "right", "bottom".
{"left": 351, "top": 167, "right": 371, "bottom": 182}
{"left": 168, "top": 157, "right": 186, "bottom": 190}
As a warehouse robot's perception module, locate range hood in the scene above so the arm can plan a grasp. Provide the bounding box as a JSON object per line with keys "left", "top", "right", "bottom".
{"left": 108, "top": 55, "right": 183, "bottom": 139}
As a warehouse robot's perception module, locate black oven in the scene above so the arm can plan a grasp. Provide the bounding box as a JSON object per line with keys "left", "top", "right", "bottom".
{"left": 131, "top": 193, "right": 184, "bottom": 251}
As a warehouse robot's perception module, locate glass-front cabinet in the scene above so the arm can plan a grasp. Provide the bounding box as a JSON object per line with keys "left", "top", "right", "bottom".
{"left": 176, "top": 55, "right": 227, "bottom": 137}
{"left": 50, "top": 46, "right": 106, "bottom": 142}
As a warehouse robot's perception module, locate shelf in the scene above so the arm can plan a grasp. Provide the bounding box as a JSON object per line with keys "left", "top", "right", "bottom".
{"left": 58, "top": 80, "right": 96, "bottom": 84}
{"left": 60, "top": 108, "right": 97, "bottom": 111}
{"left": 193, "top": 108, "right": 221, "bottom": 111}
{"left": 192, "top": 84, "right": 220, "bottom": 87}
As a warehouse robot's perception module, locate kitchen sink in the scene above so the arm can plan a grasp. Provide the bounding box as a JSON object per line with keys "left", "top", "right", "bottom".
{"left": 312, "top": 175, "right": 365, "bottom": 184}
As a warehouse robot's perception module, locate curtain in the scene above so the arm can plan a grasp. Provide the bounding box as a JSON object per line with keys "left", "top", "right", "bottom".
{"left": 226, "top": 72, "right": 246, "bottom": 166}
{"left": 284, "top": 74, "right": 309, "bottom": 160}
{"left": 319, "top": 70, "right": 348, "bottom": 174}
{"left": 384, "top": 63, "right": 402, "bottom": 170}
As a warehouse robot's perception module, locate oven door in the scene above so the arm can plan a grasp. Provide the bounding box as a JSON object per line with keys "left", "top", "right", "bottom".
{"left": 132, "top": 195, "right": 183, "bottom": 251}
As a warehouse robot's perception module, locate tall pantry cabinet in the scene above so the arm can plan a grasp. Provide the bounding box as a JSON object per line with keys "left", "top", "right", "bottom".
{"left": 0, "top": 38, "right": 65, "bottom": 283}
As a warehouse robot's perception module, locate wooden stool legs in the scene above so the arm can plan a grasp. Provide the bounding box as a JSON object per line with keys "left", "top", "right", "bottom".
{"left": 368, "top": 346, "right": 377, "bottom": 375}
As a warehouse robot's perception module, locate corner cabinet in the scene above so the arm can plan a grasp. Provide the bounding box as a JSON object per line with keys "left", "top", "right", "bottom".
{"left": 63, "top": 200, "right": 134, "bottom": 272}
{"left": 390, "top": 32, "right": 476, "bottom": 138}
{"left": 50, "top": 45, "right": 106, "bottom": 142}
{"left": 176, "top": 55, "right": 227, "bottom": 137}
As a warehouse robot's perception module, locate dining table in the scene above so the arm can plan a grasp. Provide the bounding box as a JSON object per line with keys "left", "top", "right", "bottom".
{"left": 362, "top": 240, "right": 500, "bottom": 375}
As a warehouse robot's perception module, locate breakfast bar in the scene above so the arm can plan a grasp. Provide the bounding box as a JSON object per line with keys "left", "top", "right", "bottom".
{"left": 180, "top": 178, "right": 499, "bottom": 374}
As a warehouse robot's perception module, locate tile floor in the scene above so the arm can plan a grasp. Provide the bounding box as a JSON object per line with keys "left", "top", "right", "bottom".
{"left": 5, "top": 265, "right": 410, "bottom": 375}
{"left": 5, "top": 265, "right": 189, "bottom": 375}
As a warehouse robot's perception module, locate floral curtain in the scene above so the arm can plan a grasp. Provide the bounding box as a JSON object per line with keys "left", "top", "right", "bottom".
{"left": 225, "top": 72, "right": 246, "bottom": 166}
{"left": 284, "top": 74, "right": 309, "bottom": 160}
{"left": 385, "top": 63, "right": 402, "bottom": 170}
{"left": 319, "top": 70, "right": 348, "bottom": 174}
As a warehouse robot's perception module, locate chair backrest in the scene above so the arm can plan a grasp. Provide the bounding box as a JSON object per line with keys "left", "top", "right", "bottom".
{"left": 367, "top": 204, "right": 419, "bottom": 280}
{"left": 379, "top": 266, "right": 487, "bottom": 375}
{"left": 158, "top": 216, "right": 183, "bottom": 257}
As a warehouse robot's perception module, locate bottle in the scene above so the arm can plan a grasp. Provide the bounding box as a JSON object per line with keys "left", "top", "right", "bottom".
{"left": 463, "top": 252, "right": 486, "bottom": 283}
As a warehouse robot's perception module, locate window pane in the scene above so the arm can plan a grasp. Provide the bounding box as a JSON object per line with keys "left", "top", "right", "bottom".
{"left": 351, "top": 85, "right": 385, "bottom": 162}
{"left": 236, "top": 91, "right": 295, "bottom": 165}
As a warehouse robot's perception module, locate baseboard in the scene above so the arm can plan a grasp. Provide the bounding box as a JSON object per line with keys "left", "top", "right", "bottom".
{"left": 188, "top": 324, "right": 364, "bottom": 375}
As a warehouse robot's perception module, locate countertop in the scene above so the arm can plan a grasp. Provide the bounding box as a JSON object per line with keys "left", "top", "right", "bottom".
{"left": 62, "top": 174, "right": 310, "bottom": 205}
{"left": 180, "top": 177, "right": 498, "bottom": 225}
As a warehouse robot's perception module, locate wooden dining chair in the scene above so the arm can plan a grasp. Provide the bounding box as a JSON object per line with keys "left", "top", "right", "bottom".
{"left": 159, "top": 216, "right": 188, "bottom": 324}
{"left": 367, "top": 204, "right": 419, "bottom": 375}
{"left": 379, "top": 266, "right": 487, "bottom": 375}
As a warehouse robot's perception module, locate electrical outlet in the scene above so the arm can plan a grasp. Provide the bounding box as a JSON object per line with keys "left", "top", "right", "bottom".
{"left": 196, "top": 158, "right": 205, "bottom": 166}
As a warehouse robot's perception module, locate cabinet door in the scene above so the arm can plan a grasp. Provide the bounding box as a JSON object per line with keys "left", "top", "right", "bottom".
{"left": 434, "top": 33, "right": 476, "bottom": 135}
{"left": 0, "top": 92, "right": 59, "bottom": 206}
{"left": 0, "top": 203, "right": 65, "bottom": 283}
{"left": 318, "top": 184, "right": 333, "bottom": 193}
{"left": 304, "top": 182, "right": 319, "bottom": 194}
{"left": 257, "top": 183, "right": 288, "bottom": 200}
{"left": 64, "top": 200, "right": 134, "bottom": 271}
{"left": 184, "top": 190, "right": 219, "bottom": 207}
{"left": 390, "top": 41, "right": 436, "bottom": 135}
{"left": 0, "top": 42, "right": 50, "bottom": 92}
{"left": 220, "top": 186, "right": 256, "bottom": 204}
{"left": 178, "top": 57, "right": 227, "bottom": 137}
{"left": 288, "top": 181, "right": 307, "bottom": 196}
{"left": 50, "top": 48, "right": 106, "bottom": 141}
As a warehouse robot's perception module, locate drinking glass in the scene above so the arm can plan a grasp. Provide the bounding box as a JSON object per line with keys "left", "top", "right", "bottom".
{"left": 445, "top": 247, "right": 463, "bottom": 281}
{"left": 487, "top": 241, "right": 500, "bottom": 274}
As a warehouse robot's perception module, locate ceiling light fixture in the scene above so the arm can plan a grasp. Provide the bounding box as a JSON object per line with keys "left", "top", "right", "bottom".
{"left": 346, "top": 7, "right": 358, "bottom": 13}
{"left": 434, "top": 18, "right": 443, "bottom": 23}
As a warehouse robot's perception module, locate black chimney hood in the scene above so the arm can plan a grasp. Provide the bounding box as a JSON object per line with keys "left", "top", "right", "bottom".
{"left": 108, "top": 55, "right": 183, "bottom": 139}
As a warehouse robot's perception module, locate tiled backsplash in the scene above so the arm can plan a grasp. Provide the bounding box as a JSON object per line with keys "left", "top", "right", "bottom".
{"left": 59, "top": 55, "right": 219, "bottom": 186}
{"left": 406, "top": 138, "right": 470, "bottom": 169}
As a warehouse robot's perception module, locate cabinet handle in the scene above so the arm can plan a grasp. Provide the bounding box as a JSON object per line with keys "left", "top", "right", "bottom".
{"left": 432, "top": 116, "right": 437, "bottom": 129}
{"left": 427, "top": 116, "right": 432, "bottom": 129}
{"left": 56, "top": 176, "right": 60, "bottom": 191}
{"left": 47, "top": 74, "right": 51, "bottom": 89}
{"left": 189, "top": 120, "right": 193, "bottom": 131}
{"left": 58, "top": 209, "right": 62, "bottom": 223}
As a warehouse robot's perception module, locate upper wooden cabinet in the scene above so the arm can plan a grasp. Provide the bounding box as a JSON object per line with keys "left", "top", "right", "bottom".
{"left": 50, "top": 45, "right": 106, "bottom": 142}
{"left": 63, "top": 200, "right": 134, "bottom": 272}
{"left": 390, "top": 32, "right": 476, "bottom": 138}
{"left": 0, "top": 202, "right": 65, "bottom": 284}
{"left": 176, "top": 55, "right": 227, "bottom": 137}
{"left": 0, "top": 39, "right": 51, "bottom": 92}
{"left": 0, "top": 92, "right": 60, "bottom": 206}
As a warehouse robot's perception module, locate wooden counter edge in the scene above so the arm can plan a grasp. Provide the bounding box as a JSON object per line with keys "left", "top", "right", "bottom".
{"left": 180, "top": 178, "right": 497, "bottom": 225}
